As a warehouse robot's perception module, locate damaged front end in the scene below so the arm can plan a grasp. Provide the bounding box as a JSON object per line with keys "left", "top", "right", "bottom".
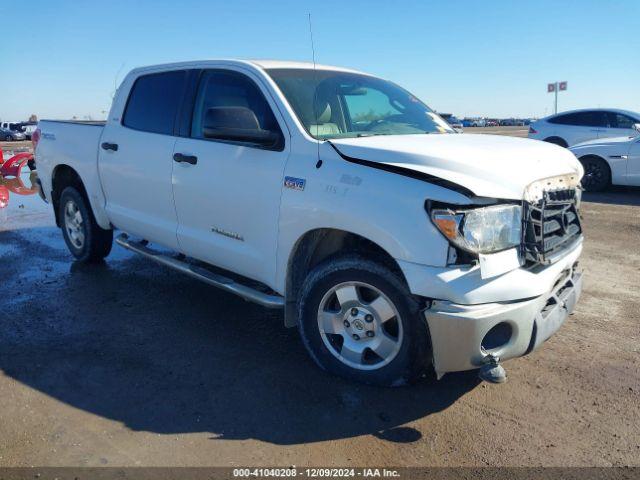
{"left": 423, "top": 175, "right": 585, "bottom": 382}
{"left": 522, "top": 187, "right": 583, "bottom": 265}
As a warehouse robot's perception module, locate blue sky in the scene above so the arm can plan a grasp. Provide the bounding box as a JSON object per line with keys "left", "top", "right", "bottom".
{"left": 2, "top": 0, "right": 639, "bottom": 121}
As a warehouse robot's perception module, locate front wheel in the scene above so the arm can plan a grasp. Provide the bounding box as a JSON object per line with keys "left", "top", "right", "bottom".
{"left": 59, "top": 186, "right": 113, "bottom": 262}
{"left": 579, "top": 156, "right": 611, "bottom": 192}
{"left": 297, "top": 256, "right": 430, "bottom": 386}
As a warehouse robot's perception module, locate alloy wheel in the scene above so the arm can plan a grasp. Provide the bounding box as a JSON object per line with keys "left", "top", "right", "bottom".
{"left": 64, "top": 199, "right": 85, "bottom": 249}
{"left": 317, "top": 281, "right": 403, "bottom": 370}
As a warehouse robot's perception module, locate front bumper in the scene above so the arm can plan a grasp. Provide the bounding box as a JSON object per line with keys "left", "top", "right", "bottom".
{"left": 425, "top": 265, "right": 582, "bottom": 378}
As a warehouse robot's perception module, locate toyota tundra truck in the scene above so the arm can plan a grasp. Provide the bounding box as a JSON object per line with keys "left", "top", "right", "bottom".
{"left": 34, "top": 60, "right": 584, "bottom": 385}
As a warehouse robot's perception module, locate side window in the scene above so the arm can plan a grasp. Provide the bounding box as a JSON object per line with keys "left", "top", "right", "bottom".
{"left": 589, "top": 111, "right": 608, "bottom": 127}
{"left": 123, "top": 70, "right": 186, "bottom": 135}
{"left": 550, "top": 112, "right": 607, "bottom": 127}
{"left": 549, "top": 114, "right": 571, "bottom": 125}
{"left": 609, "top": 112, "right": 636, "bottom": 129}
{"left": 190, "top": 70, "right": 283, "bottom": 149}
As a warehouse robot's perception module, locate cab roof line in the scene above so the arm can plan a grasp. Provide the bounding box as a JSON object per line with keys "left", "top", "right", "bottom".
{"left": 327, "top": 141, "right": 475, "bottom": 198}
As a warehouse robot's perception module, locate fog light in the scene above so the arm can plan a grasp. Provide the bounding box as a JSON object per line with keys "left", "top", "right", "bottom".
{"left": 481, "top": 322, "right": 513, "bottom": 351}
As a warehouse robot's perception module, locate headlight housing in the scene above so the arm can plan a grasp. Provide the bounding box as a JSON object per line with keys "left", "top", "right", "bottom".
{"left": 430, "top": 203, "right": 522, "bottom": 254}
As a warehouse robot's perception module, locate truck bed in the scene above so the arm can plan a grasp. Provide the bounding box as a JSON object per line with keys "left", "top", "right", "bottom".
{"left": 35, "top": 119, "right": 107, "bottom": 227}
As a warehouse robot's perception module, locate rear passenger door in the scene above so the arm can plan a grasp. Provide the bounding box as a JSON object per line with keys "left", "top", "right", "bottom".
{"left": 562, "top": 111, "right": 608, "bottom": 145}
{"left": 171, "top": 68, "right": 290, "bottom": 286}
{"left": 98, "top": 69, "right": 188, "bottom": 249}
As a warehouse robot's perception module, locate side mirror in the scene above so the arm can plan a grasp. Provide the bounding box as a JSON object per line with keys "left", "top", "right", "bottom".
{"left": 633, "top": 123, "right": 640, "bottom": 134}
{"left": 203, "top": 107, "right": 281, "bottom": 148}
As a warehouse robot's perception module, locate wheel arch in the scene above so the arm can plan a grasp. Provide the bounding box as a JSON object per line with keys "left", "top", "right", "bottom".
{"left": 578, "top": 153, "right": 610, "bottom": 165}
{"left": 283, "top": 228, "right": 409, "bottom": 327}
{"left": 50, "top": 164, "right": 111, "bottom": 230}
{"left": 543, "top": 136, "right": 568, "bottom": 148}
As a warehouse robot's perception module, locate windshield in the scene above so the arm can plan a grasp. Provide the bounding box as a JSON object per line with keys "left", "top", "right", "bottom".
{"left": 267, "top": 68, "right": 453, "bottom": 139}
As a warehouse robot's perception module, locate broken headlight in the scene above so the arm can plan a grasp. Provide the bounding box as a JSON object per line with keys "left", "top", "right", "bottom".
{"left": 430, "top": 204, "right": 522, "bottom": 254}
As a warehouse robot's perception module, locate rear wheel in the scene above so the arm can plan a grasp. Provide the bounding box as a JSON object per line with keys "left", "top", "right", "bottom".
{"left": 579, "top": 155, "right": 611, "bottom": 192}
{"left": 59, "top": 186, "right": 113, "bottom": 262}
{"left": 297, "top": 256, "right": 430, "bottom": 386}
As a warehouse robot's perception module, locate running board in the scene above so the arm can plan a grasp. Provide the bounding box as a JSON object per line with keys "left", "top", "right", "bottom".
{"left": 115, "top": 234, "right": 284, "bottom": 309}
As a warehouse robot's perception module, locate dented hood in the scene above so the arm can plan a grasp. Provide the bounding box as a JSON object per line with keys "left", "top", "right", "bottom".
{"left": 330, "top": 133, "right": 583, "bottom": 200}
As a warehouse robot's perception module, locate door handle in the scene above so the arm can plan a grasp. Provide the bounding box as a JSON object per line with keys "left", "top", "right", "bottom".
{"left": 101, "top": 142, "right": 118, "bottom": 151}
{"left": 173, "top": 153, "right": 198, "bottom": 165}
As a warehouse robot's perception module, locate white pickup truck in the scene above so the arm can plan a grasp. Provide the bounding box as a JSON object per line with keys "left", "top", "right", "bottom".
{"left": 35, "top": 60, "right": 585, "bottom": 385}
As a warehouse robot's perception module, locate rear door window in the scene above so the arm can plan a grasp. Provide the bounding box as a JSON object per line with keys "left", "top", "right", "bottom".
{"left": 549, "top": 114, "right": 574, "bottom": 125}
{"left": 550, "top": 111, "right": 606, "bottom": 127}
{"left": 123, "top": 70, "right": 187, "bottom": 135}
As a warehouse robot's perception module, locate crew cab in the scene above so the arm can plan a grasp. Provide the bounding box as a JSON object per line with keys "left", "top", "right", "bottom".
{"left": 35, "top": 60, "right": 585, "bottom": 385}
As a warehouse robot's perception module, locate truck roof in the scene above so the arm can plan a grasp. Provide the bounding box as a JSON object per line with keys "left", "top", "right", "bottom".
{"left": 127, "top": 59, "right": 367, "bottom": 77}
{"left": 249, "top": 59, "right": 364, "bottom": 73}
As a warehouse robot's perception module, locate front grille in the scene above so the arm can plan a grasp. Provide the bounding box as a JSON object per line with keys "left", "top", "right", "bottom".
{"left": 523, "top": 188, "right": 582, "bottom": 264}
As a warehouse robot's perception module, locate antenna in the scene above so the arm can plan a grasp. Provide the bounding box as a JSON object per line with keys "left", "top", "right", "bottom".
{"left": 112, "top": 62, "right": 126, "bottom": 100}
{"left": 307, "top": 13, "right": 322, "bottom": 167}
{"left": 308, "top": 13, "right": 317, "bottom": 69}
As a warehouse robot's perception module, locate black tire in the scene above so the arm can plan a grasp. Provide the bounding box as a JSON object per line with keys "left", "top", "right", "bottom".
{"left": 297, "top": 255, "right": 430, "bottom": 387}
{"left": 579, "top": 155, "right": 611, "bottom": 192}
{"left": 59, "top": 186, "right": 113, "bottom": 262}
{"left": 543, "top": 136, "right": 568, "bottom": 148}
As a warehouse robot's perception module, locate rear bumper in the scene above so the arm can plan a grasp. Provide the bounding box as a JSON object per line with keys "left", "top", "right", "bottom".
{"left": 425, "top": 266, "right": 582, "bottom": 378}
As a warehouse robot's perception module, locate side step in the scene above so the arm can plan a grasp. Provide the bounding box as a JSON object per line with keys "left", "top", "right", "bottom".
{"left": 115, "top": 234, "right": 284, "bottom": 309}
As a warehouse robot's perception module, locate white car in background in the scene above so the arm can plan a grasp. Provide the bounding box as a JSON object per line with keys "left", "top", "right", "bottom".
{"left": 22, "top": 124, "right": 37, "bottom": 140}
{"left": 529, "top": 108, "right": 640, "bottom": 148}
{"left": 570, "top": 124, "right": 640, "bottom": 191}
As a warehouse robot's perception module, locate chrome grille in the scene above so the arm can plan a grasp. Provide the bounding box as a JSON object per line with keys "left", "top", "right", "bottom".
{"left": 523, "top": 188, "right": 582, "bottom": 264}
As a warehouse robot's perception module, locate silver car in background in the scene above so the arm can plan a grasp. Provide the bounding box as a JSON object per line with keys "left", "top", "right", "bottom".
{"left": 0, "top": 127, "right": 26, "bottom": 141}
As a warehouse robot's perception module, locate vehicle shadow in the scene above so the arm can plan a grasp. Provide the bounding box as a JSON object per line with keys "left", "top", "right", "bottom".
{"left": 582, "top": 185, "right": 640, "bottom": 206}
{"left": 0, "top": 227, "right": 480, "bottom": 445}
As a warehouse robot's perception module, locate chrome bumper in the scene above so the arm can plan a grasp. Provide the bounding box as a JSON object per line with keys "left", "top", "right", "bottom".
{"left": 425, "top": 266, "right": 583, "bottom": 379}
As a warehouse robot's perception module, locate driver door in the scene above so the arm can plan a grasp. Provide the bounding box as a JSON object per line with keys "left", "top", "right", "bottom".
{"left": 171, "top": 68, "right": 290, "bottom": 286}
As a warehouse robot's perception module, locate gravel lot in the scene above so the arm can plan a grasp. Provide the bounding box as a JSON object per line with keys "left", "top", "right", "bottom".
{"left": 0, "top": 129, "right": 638, "bottom": 467}
{"left": 0, "top": 140, "right": 32, "bottom": 152}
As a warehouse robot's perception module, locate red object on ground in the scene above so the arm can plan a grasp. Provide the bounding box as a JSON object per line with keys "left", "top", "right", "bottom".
{"left": 3, "top": 175, "right": 39, "bottom": 195}
{"left": 0, "top": 152, "right": 34, "bottom": 177}
{"left": 0, "top": 185, "right": 8, "bottom": 208}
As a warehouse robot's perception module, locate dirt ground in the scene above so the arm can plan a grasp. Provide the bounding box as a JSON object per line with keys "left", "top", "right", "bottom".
{"left": 0, "top": 130, "right": 638, "bottom": 467}
{"left": 0, "top": 140, "right": 32, "bottom": 152}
